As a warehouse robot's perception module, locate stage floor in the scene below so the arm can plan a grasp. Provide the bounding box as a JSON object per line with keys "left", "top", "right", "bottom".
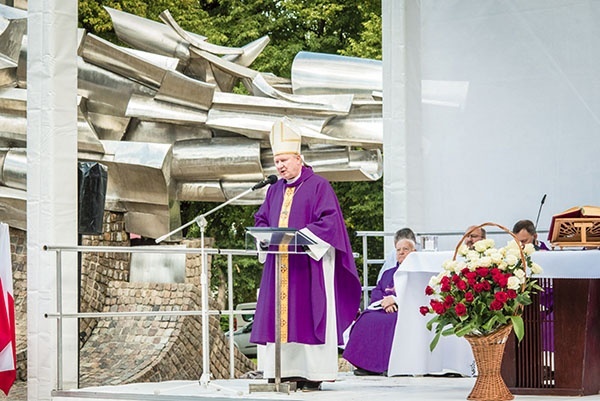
{"left": 51, "top": 373, "right": 600, "bottom": 401}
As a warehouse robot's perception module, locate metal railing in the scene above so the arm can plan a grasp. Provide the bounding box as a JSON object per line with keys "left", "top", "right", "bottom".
{"left": 43, "top": 244, "right": 260, "bottom": 390}
{"left": 44, "top": 227, "right": 550, "bottom": 389}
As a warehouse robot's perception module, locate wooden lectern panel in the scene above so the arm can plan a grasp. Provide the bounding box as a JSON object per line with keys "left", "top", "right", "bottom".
{"left": 502, "top": 278, "right": 600, "bottom": 396}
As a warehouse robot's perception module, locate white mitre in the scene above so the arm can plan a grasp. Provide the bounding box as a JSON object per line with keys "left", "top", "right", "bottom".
{"left": 270, "top": 117, "right": 301, "bottom": 155}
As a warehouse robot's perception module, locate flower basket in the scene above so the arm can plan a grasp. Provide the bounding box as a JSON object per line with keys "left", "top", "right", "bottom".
{"left": 465, "top": 323, "right": 514, "bottom": 401}
{"left": 420, "top": 222, "right": 543, "bottom": 401}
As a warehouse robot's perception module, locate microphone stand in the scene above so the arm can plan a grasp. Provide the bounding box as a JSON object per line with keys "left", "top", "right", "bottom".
{"left": 534, "top": 194, "right": 547, "bottom": 229}
{"left": 155, "top": 186, "right": 257, "bottom": 389}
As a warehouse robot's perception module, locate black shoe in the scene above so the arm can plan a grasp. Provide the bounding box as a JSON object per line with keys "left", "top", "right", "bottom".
{"left": 267, "top": 376, "right": 305, "bottom": 384}
{"left": 353, "top": 367, "right": 383, "bottom": 376}
{"left": 300, "top": 381, "right": 322, "bottom": 392}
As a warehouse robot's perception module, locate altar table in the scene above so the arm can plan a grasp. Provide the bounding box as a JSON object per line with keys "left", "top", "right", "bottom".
{"left": 388, "top": 249, "right": 600, "bottom": 385}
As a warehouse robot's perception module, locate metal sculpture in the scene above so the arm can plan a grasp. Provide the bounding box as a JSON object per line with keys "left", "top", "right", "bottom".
{"left": 0, "top": 5, "right": 382, "bottom": 239}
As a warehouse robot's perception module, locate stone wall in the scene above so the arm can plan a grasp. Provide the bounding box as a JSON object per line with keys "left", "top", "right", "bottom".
{"left": 8, "top": 227, "right": 27, "bottom": 380}
{"left": 79, "top": 282, "right": 254, "bottom": 386}
{"left": 79, "top": 212, "right": 132, "bottom": 343}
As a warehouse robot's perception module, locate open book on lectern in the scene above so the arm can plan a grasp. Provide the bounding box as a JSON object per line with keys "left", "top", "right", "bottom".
{"left": 245, "top": 227, "right": 317, "bottom": 251}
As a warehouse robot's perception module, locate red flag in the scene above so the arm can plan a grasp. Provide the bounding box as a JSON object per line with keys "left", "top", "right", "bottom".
{"left": 0, "top": 223, "right": 16, "bottom": 396}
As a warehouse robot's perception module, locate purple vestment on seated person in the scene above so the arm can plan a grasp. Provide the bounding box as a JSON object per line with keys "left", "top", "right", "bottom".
{"left": 250, "top": 166, "right": 361, "bottom": 346}
{"left": 342, "top": 265, "right": 399, "bottom": 374}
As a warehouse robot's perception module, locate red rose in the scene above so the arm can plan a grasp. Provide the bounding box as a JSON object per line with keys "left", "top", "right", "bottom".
{"left": 490, "top": 299, "right": 503, "bottom": 311}
{"left": 507, "top": 289, "right": 517, "bottom": 299}
{"left": 456, "top": 279, "right": 468, "bottom": 291}
{"left": 455, "top": 303, "right": 467, "bottom": 316}
{"left": 494, "top": 291, "right": 508, "bottom": 303}
{"left": 430, "top": 300, "right": 446, "bottom": 314}
{"left": 444, "top": 295, "right": 455, "bottom": 307}
{"left": 464, "top": 271, "right": 477, "bottom": 280}
{"left": 419, "top": 306, "right": 430, "bottom": 316}
{"left": 481, "top": 280, "right": 491, "bottom": 291}
{"left": 464, "top": 292, "right": 474, "bottom": 302}
{"left": 476, "top": 267, "right": 489, "bottom": 277}
{"left": 425, "top": 286, "right": 434, "bottom": 295}
{"left": 495, "top": 275, "right": 508, "bottom": 287}
{"left": 440, "top": 276, "right": 451, "bottom": 292}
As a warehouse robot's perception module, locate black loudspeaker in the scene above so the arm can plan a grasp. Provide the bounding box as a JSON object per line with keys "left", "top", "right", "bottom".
{"left": 78, "top": 162, "right": 108, "bottom": 235}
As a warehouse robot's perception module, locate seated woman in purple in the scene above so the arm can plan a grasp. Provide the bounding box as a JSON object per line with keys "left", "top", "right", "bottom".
{"left": 342, "top": 238, "right": 416, "bottom": 376}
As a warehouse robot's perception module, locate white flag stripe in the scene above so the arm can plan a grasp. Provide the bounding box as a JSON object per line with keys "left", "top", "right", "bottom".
{"left": 0, "top": 345, "right": 13, "bottom": 371}
{"left": 0, "top": 222, "right": 15, "bottom": 395}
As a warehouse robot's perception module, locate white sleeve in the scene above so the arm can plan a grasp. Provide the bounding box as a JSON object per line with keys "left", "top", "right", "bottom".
{"left": 299, "top": 227, "right": 331, "bottom": 261}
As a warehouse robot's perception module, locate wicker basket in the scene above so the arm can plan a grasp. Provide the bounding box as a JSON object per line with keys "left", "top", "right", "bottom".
{"left": 456, "top": 222, "right": 528, "bottom": 401}
{"left": 465, "top": 324, "right": 514, "bottom": 401}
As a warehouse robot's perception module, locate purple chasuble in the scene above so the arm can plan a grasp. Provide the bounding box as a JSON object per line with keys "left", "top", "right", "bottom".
{"left": 250, "top": 166, "right": 361, "bottom": 345}
{"left": 342, "top": 265, "right": 399, "bottom": 373}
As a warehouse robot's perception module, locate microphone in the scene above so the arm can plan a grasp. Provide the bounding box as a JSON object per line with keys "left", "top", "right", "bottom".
{"left": 534, "top": 194, "right": 547, "bottom": 228}
{"left": 252, "top": 175, "right": 277, "bottom": 190}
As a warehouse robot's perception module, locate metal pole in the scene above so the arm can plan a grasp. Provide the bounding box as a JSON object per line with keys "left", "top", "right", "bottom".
{"left": 362, "top": 235, "right": 369, "bottom": 310}
{"left": 227, "top": 254, "right": 235, "bottom": 379}
{"left": 56, "top": 250, "right": 63, "bottom": 390}
{"left": 274, "top": 254, "right": 282, "bottom": 392}
{"left": 198, "top": 217, "right": 210, "bottom": 387}
{"left": 156, "top": 188, "right": 253, "bottom": 244}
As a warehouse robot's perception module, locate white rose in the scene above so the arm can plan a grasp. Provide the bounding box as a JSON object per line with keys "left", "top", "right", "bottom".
{"left": 490, "top": 252, "right": 503, "bottom": 264}
{"left": 443, "top": 260, "right": 458, "bottom": 272}
{"left": 474, "top": 241, "right": 488, "bottom": 253}
{"left": 428, "top": 274, "right": 440, "bottom": 288}
{"left": 484, "top": 238, "right": 495, "bottom": 249}
{"left": 506, "top": 239, "right": 520, "bottom": 250}
{"left": 466, "top": 250, "right": 480, "bottom": 261}
{"left": 458, "top": 244, "right": 469, "bottom": 256}
{"left": 505, "top": 254, "right": 519, "bottom": 267}
{"left": 478, "top": 256, "right": 492, "bottom": 267}
{"left": 497, "top": 261, "right": 508, "bottom": 271}
{"left": 507, "top": 247, "right": 521, "bottom": 259}
{"left": 484, "top": 247, "right": 498, "bottom": 256}
{"left": 453, "top": 261, "right": 466, "bottom": 273}
{"left": 514, "top": 269, "right": 526, "bottom": 280}
{"left": 507, "top": 276, "right": 521, "bottom": 290}
{"left": 523, "top": 243, "right": 535, "bottom": 256}
{"left": 530, "top": 262, "right": 543, "bottom": 275}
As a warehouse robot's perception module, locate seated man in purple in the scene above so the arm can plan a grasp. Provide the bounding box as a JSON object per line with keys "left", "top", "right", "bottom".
{"left": 343, "top": 238, "right": 416, "bottom": 376}
{"left": 512, "top": 219, "right": 549, "bottom": 251}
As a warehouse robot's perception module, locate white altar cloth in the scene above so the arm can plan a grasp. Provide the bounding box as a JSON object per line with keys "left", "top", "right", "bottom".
{"left": 387, "top": 249, "right": 600, "bottom": 377}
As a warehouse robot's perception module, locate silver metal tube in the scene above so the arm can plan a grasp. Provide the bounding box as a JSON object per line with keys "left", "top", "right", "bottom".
{"left": 227, "top": 254, "right": 235, "bottom": 379}
{"left": 55, "top": 250, "right": 63, "bottom": 391}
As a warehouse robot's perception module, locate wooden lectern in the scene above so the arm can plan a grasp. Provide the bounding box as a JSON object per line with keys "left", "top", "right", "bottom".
{"left": 547, "top": 205, "right": 600, "bottom": 248}
{"left": 502, "top": 208, "right": 600, "bottom": 397}
{"left": 502, "top": 278, "right": 600, "bottom": 396}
